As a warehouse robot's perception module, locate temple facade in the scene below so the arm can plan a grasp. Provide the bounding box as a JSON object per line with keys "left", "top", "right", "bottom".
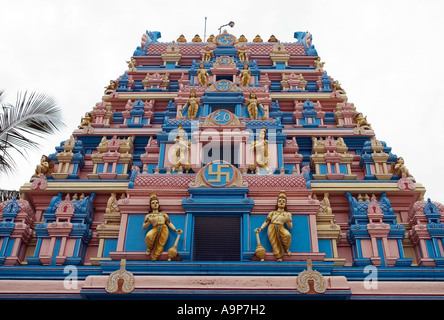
{"left": 1, "top": 29, "right": 444, "bottom": 300}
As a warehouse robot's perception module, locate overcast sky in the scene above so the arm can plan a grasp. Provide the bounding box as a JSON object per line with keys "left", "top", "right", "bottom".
{"left": 1, "top": 0, "right": 443, "bottom": 202}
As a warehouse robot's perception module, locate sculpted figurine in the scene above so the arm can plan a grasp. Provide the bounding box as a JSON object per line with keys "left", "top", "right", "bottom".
{"left": 32, "top": 155, "right": 55, "bottom": 178}
{"left": 180, "top": 89, "right": 201, "bottom": 119}
{"left": 237, "top": 45, "right": 247, "bottom": 62}
{"left": 250, "top": 127, "right": 269, "bottom": 170}
{"left": 78, "top": 112, "right": 92, "bottom": 129}
{"left": 391, "top": 157, "right": 415, "bottom": 181}
{"left": 126, "top": 57, "right": 137, "bottom": 71}
{"left": 255, "top": 190, "right": 293, "bottom": 261}
{"left": 143, "top": 192, "right": 182, "bottom": 260}
{"left": 239, "top": 62, "right": 251, "bottom": 86}
{"left": 169, "top": 125, "right": 191, "bottom": 172}
{"left": 104, "top": 80, "right": 116, "bottom": 94}
{"left": 203, "top": 46, "right": 213, "bottom": 62}
{"left": 244, "top": 91, "right": 265, "bottom": 119}
{"left": 354, "top": 112, "right": 372, "bottom": 129}
{"left": 196, "top": 62, "right": 210, "bottom": 86}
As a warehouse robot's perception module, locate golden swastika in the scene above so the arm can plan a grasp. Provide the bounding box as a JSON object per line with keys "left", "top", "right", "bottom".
{"left": 207, "top": 164, "right": 230, "bottom": 183}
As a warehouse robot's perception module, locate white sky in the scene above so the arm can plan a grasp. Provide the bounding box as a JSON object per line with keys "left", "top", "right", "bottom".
{"left": 1, "top": 0, "right": 443, "bottom": 202}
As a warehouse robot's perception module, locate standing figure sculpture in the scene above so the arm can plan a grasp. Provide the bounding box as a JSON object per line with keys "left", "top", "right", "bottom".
{"left": 180, "top": 89, "right": 201, "bottom": 119}
{"left": 196, "top": 62, "right": 210, "bottom": 86}
{"left": 169, "top": 125, "right": 191, "bottom": 171}
{"left": 203, "top": 46, "right": 213, "bottom": 62}
{"left": 255, "top": 190, "right": 293, "bottom": 261}
{"left": 143, "top": 192, "right": 182, "bottom": 261}
{"left": 239, "top": 62, "right": 251, "bottom": 87}
{"left": 250, "top": 127, "right": 269, "bottom": 171}
{"left": 245, "top": 91, "right": 265, "bottom": 120}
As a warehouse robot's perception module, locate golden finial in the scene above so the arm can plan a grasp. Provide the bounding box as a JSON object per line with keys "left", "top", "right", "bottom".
{"left": 238, "top": 34, "right": 248, "bottom": 42}
{"left": 206, "top": 34, "right": 215, "bottom": 42}
{"left": 253, "top": 35, "right": 263, "bottom": 43}
{"left": 177, "top": 34, "right": 187, "bottom": 42}
{"left": 268, "top": 35, "right": 278, "bottom": 42}
{"left": 192, "top": 34, "right": 202, "bottom": 42}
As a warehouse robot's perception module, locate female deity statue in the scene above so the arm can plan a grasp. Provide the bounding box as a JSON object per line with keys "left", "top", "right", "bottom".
{"left": 169, "top": 125, "right": 191, "bottom": 171}
{"left": 239, "top": 62, "right": 251, "bottom": 86}
{"left": 143, "top": 192, "right": 182, "bottom": 261}
{"left": 196, "top": 62, "right": 210, "bottom": 86}
{"left": 244, "top": 91, "right": 265, "bottom": 120}
{"left": 180, "top": 89, "right": 201, "bottom": 119}
{"left": 255, "top": 190, "right": 293, "bottom": 261}
{"left": 250, "top": 127, "right": 269, "bottom": 170}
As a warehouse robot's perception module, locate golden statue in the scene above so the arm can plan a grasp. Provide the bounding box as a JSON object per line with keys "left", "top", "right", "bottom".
{"left": 143, "top": 192, "right": 182, "bottom": 261}
{"left": 32, "top": 155, "right": 55, "bottom": 178}
{"left": 250, "top": 127, "right": 269, "bottom": 170}
{"left": 169, "top": 125, "right": 191, "bottom": 171}
{"left": 255, "top": 190, "right": 293, "bottom": 261}
{"left": 354, "top": 112, "right": 372, "bottom": 129}
{"left": 104, "top": 80, "right": 116, "bottom": 94}
{"left": 244, "top": 91, "right": 265, "bottom": 120}
{"left": 78, "top": 112, "right": 92, "bottom": 129}
{"left": 239, "top": 62, "right": 251, "bottom": 87}
{"left": 391, "top": 157, "right": 415, "bottom": 181}
{"left": 203, "top": 46, "right": 213, "bottom": 62}
{"left": 180, "top": 89, "right": 201, "bottom": 119}
{"left": 196, "top": 62, "right": 210, "bottom": 86}
{"left": 237, "top": 45, "right": 247, "bottom": 62}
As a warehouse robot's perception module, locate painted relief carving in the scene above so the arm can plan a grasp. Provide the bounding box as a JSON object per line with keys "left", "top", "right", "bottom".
{"left": 255, "top": 190, "right": 293, "bottom": 261}
{"left": 143, "top": 192, "right": 182, "bottom": 261}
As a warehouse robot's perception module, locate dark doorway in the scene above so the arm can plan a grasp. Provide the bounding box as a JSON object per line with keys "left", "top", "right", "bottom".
{"left": 193, "top": 216, "right": 241, "bottom": 261}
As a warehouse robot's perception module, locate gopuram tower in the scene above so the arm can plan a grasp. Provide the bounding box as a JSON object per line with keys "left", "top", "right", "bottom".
{"left": 0, "top": 29, "right": 443, "bottom": 299}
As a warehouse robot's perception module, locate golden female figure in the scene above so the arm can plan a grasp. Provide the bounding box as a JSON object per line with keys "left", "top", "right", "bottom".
{"left": 245, "top": 91, "right": 264, "bottom": 119}
{"left": 239, "top": 62, "right": 251, "bottom": 86}
{"left": 143, "top": 193, "right": 182, "bottom": 260}
{"left": 255, "top": 190, "right": 293, "bottom": 261}
{"left": 196, "top": 62, "right": 210, "bottom": 86}
{"left": 180, "top": 89, "right": 201, "bottom": 119}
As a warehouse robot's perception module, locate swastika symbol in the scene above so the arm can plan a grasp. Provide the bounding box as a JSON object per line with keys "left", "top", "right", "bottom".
{"left": 207, "top": 163, "right": 231, "bottom": 183}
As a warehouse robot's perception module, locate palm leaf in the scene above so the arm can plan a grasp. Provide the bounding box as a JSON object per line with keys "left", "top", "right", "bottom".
{"left": 0, "top": 90, "right": 66, "bottom": 175}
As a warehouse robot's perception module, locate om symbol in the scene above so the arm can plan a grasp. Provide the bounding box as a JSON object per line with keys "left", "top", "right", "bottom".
{"left": 213, "top": 110, "right": 231, "bottom": 124}
{"left": 216, "top": 80, "right": 231, "bottom": 92}
{"left": 218, "top": 56, "right": 231, "bottom": 65}
{"left": 218, "top": 34, "right": 234, "bottom": 45}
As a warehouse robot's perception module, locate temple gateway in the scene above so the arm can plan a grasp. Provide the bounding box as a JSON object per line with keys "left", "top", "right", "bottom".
{"left": 1, "top": 29, "right": 443, "bottom": 300}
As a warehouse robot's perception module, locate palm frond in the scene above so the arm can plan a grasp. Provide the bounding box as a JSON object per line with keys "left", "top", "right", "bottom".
{"left": 0, "top": 90, "right": 66, "bottom": 175}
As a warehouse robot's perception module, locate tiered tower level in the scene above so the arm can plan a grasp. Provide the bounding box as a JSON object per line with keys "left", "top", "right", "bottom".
{"left": 1, "top": 30, "right": 444, "bottom": 299}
